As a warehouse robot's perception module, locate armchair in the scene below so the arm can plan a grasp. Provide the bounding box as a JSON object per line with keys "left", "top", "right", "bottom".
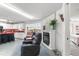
{"left": 21, "top": 33, "right": 42, "bottom": 56}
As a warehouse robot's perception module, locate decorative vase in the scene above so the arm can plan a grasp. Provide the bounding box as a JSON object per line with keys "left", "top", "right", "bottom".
{"left": 53, "top": 24, "right": 56, "bottom": 30}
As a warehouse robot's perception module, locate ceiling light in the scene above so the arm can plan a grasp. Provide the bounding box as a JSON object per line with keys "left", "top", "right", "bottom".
{"left": 0, "top": 3, "right": 37, "bottom": 19}
{"left": 0, "top": 19, "right": 8, "bottom": 22}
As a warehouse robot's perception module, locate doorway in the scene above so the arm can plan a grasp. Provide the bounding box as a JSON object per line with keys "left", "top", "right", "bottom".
{"left": 70, "top": 3, "right": 79, "bottom": 56}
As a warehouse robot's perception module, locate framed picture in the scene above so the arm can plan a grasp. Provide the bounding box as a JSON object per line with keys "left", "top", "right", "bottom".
{"left": 60, "top": 14, "right": 64, "bottom": 22}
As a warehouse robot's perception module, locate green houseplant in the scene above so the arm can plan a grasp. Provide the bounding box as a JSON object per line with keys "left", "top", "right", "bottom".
{"left": 49, "top": 19, "right": 57, "bottom": 30}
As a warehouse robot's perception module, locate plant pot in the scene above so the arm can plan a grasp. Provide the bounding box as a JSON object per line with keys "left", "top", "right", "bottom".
{"left": 50, "top": 25, "right": 56, "bottom": 30}
{"left": 53, "top": 24, "right": 56, "bottom": 30}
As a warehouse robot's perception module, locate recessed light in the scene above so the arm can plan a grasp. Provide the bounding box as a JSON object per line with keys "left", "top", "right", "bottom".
{"left": 0, "top": 19, "right": 7, "bottom": 22}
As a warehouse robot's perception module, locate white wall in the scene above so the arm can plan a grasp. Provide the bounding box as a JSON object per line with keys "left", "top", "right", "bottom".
{"left": 41, "top": 4, "right": 70, "bottom": 55}
{"left": 25, "top": 23, "right": 42, "bottom": 33}
{"left": 0, "top": 22, "right": 25, "bottom": 29}
{"left": 0, "top": 22, "right": 12, "bottom": 29}
{"left": 12, "top": 23, "right": 25, "bottom": 29}
{"left": 42, "top": 14, "right": 55, "bottom": 31}
{"left": 26, "top": 23, "right": 41, "bottom": 29}
{"left": 55, "top": 8, "right": 65, "bottom": 53}
{"left": 41, "top": 8, "right": 64, "bottom": 54}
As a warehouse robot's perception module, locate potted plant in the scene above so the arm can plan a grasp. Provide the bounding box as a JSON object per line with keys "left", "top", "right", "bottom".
{"left": 49, "top": 19, "right": 57, "bottom": 30}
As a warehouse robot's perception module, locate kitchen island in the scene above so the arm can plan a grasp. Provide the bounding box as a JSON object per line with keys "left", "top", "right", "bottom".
{"left": 0, "top": 32, "right": 15, "bottom": 44}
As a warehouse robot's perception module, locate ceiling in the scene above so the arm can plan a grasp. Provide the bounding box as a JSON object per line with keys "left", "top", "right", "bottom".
{"left": 0, "top": 3, "right": 62, "bottom": 23}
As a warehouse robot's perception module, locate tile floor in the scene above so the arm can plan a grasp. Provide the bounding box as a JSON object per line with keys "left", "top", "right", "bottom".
{"left": 71, "top": 41, "right": 79, "bottom": 56}
{"left": 0, "top": 39, "right": 52, "bottom": 56}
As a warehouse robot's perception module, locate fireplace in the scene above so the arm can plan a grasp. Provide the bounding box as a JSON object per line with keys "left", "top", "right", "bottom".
{"left": 43, "top": 32, "right": 50, "bottom": 45}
